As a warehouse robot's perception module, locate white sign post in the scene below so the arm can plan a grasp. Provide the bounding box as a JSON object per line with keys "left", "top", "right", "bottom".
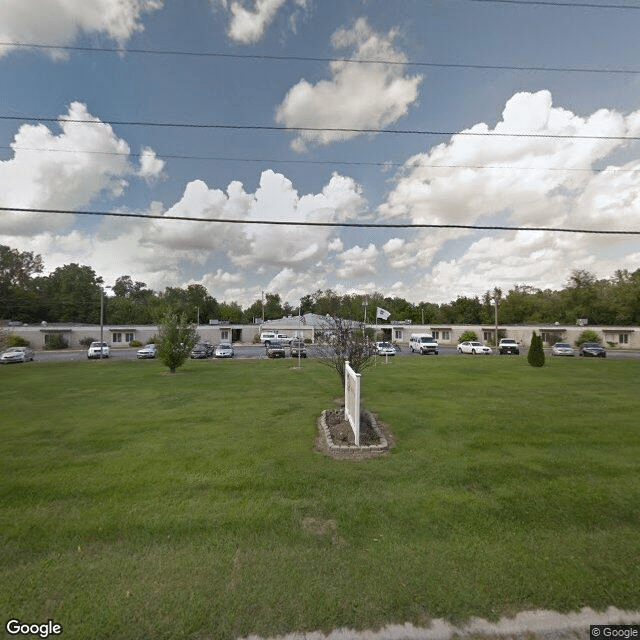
{"left": 344, "top": 360, "right": 361, "bottom": 446}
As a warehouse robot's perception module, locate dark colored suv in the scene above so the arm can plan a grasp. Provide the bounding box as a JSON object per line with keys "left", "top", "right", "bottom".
{"left": 289, "top": 340, "right": 307, "bottom": 358}
{"left": 265, "top": 341, "right": 286, "bottom": 358}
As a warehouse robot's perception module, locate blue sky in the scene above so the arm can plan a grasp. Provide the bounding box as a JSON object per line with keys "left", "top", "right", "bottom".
{"left": 1, "top": 0, "right": 640, "bottom": 308}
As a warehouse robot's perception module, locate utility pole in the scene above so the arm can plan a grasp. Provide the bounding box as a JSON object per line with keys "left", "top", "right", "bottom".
{"left": 100, "top": 287, "right": 104, "bottom": 360}
{"left": 261, "top": 290, "right": 265, "bottom": 323}
{"left": 493, "top": 287, "right": 501, "bottom": 354}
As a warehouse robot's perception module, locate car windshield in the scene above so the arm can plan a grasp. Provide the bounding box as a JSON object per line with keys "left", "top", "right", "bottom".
{"left": 555, "top": 343, "right": 570, "bottom": 348}
{"left": 584, "top": 343, "right": 600, "bottom": 347}
{"left": 470, "top": 342, "right": 481, "bottom": 346}
{"left": 219, "top": 344, "right": 231, "bottom": 349}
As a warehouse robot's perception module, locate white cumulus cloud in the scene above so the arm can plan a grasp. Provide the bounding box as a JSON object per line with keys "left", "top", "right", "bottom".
{"left": 0, "top": 102, "right": 143, "bottom": 235}
{"left": 336, "top": 243, "right": 378, "bottom": 279}
{"left": 138, "top": 147, "right": 165, "bottom": 182}
{"left": 0, "top": 0, "right": 163, "bottom": 58}
{"left": 214, "top": 0, "right": 308, "bottom": 43}
{"left": 379, "top": 90, "right": 640, "bottom": 302}
{"left": 232, "top": 169, "right": 366, "bottom": 268}
{"left": 275, "top": 17, "right": 423, "bottom": 151}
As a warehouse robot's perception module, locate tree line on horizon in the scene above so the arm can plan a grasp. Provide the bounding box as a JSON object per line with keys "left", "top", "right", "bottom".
{"left": 1, "top": 244, "right": 640, "bottom": 327}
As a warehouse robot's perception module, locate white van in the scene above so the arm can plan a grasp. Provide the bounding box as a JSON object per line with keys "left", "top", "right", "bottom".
{"left": 409, "top": 333, "right": 438, "bottom": 355}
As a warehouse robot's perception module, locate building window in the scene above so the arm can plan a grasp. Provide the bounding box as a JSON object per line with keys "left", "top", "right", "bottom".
{"left": 441, "top": 331, "right": 450, "bottom": 341}
{"left": 126, "top": 332, "right": 134, "bottom": 343}
{"left": 394, "top": 329, "right": 403, "bottom": 340}
{"left": 540, "top": 332, "right": 562, "bottom": 345}
{"left": 220, "top": 329, "right": 229, "bottom": 341}
{"left": 432, "top": 331, "right": 439, "bottom": 340}
{"left": 619, "top": 333, "right": 629, "bottom": 344}
{"left": 113, "top": 332, "right": 122, "bottom": 343}
{"left": 483, "top": 330, "right": 494, "bottom": 343}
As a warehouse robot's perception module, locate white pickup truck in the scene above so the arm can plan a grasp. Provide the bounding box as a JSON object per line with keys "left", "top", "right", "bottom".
{"left": 260, "top": 331, "right": 294, "bottom": 345}
{"left": 87, "top": 341, "right": 110, "bottom": 359}
{"left": 498, "top": 338, "right": 520, "bottom": 355}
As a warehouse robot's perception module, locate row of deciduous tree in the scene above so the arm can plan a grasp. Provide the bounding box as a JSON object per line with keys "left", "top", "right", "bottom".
{"left": 2, "top": 244, "right": 640, "bottom": 326}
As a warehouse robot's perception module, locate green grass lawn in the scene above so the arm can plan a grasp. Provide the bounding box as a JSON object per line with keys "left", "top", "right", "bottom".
{"left": 1, "top": 356, "right": 639, "bottom": 640}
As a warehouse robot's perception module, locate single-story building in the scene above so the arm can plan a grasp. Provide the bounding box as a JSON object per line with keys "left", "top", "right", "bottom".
{"left": 2, "top": 318, "right": 638, "bottom": 350}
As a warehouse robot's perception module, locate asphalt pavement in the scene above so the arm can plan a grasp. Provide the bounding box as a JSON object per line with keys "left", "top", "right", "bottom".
{"left": 29, "top": 344, "right": 640, "bottom": 363}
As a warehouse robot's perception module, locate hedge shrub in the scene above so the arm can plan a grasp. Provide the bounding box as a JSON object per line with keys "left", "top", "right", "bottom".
{"left": 527, "top": 331, "right": 545, "bottom": 367}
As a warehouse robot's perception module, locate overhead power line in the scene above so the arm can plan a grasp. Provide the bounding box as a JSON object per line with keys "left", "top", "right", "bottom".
{"left": 5, "top": 144, "right": 640, "bottom": 175}
{"left": 2, "top": 114, "right": 640, "bottom": 141}
{"left": 3, "top": 41, "right": 640, "bottom": 76}
{"left": 2, "top": 206, "right": 638, "bottom": 235}
{"left": 464, "top": 0, "right": 640, "bottom": 9}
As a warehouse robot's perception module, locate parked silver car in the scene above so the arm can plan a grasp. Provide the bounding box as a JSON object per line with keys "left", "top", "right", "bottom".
{"left": 1, "top": 346, "right": 34, "bottom": 363}
{"left": 551, "top": 342, "right": 575, "bottom": 356}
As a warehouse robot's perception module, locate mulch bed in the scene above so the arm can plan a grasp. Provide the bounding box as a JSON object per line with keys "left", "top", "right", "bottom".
{"left": 323, "top": 408, "right": 381, "bottom": 446}
{"left": 315, "top": 407, "right": 394, "bottom": 459}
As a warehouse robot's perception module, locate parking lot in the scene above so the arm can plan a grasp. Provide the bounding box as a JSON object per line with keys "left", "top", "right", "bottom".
{"left": 22, "top": 344, "right": 640, "bottom": 362}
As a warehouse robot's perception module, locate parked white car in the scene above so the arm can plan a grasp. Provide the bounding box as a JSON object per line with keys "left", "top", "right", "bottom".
{"left": 551, "top": 342, "right": 575, "bottom": 356}
{"left": 375, "top": 341, "right": 396, "bottom": 356}
{"left": 215, "top": 343, "right": 234, "bottom": 358}
{"left": 136, "top": 344, "right": 157, "bottom": 359}
{"left": 87, "top": 341, "right": 110, "bottom": 359}
{"left": 457, "top": 341, "right": 492, "bottom": 355}
{"left": 1, "top": 346, "right": 34, "bottom": 363}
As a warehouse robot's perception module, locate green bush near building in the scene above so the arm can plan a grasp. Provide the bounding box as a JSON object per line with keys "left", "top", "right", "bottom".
{"left": 6, "top": 335, "right": 30, "bottom": 347}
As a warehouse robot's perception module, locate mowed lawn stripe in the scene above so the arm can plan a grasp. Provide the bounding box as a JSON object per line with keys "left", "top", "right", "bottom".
{"left": 1, "top": 357, "right": 639, "bottom": 639}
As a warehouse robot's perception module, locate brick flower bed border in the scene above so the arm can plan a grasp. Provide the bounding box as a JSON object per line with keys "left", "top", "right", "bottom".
{"left": 317, "top": 408, "right": 390, "bottom": 458}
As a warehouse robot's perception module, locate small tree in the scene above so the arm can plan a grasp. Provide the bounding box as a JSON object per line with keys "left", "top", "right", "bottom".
{"left": 527, "top": 331, "right": 545, "bottom": 367}
{"left": 314, "top": 315, "right": 375, "bottom": 386}
{"left": 458, "top": 330, "right": 478, "bottom": 342}
{"left": 157, "top": 312, "right": 199, "bottom": 373}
